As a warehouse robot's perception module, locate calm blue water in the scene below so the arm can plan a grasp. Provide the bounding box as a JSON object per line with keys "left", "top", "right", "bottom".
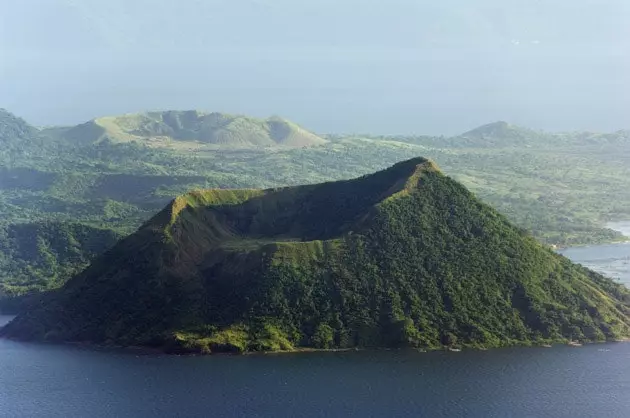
{"left": 560, "top": 242, "right": 630, "bottom": 285}
{"left": 559, "top": 222, "right": 630, "bottom": 286}
{"left": 2, "top": 326, "right": 630, "bottom": 418}
{"left": 3, "top": 231, "right": 630, "bottom": 418}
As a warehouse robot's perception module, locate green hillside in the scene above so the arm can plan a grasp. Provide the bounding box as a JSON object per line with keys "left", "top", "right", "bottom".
{"left": 0, "top": 109, "right": 38, "bottom": 141}
{"left": 2, "top": 109, "right": 630, "bottom": 313}
{"left": 0, "top": 108, "right": 46, "bottom": 157}
{"left": 0, "top": 221, "right": 121, "bottom": 313}
{"left": 53, "top": 111, "right": 328, "bottom": 149}
{"left": 3, "top": 159, "right": 630, "bottom": 353}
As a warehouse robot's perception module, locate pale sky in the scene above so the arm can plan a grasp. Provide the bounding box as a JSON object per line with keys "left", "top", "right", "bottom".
{"left": 1, "top": 0, "right": 629, "bottom": 134}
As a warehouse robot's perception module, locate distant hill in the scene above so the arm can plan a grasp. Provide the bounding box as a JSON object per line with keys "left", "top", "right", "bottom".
{"left": 53, "top": 111, "right": 327, "bottom": 149}
{"left": 454, "top": 121, "right": 547, "bottom": 147}
{"left": 0, "top": 109, "right": 43, "bottom": 154}
{"left": 384, "top": 121, "right": 548, "bottom": 148}
{"left": 457, "top": 121, "right": 630, "bottom": 147}
{"left": 462, "top": 121, "right": 534, "bottom": 138}
{"left": 0, "top": 109, "right": 37, "bottom": 139}
{"left": 4, "top": 158, "right": 630, "bottom": 353}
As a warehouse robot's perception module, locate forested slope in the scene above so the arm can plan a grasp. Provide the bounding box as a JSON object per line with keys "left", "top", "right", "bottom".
{"left": 2, "top": 109, "right": 630, "bottom": 311}
{"left": 4, "top": 159, "right": 629, "bottom": 353}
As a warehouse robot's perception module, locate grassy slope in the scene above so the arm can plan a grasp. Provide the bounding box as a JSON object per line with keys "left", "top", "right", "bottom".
{"left": 3, "top": 159, "right": 630, "bottom": 353}
{"left": 58, "top": 111, "right": 327, "bottom": 148}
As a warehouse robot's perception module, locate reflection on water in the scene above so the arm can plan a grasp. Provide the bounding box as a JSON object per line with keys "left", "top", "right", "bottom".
{"left": 559, "top": 222, "right": 630, "bottom": 286}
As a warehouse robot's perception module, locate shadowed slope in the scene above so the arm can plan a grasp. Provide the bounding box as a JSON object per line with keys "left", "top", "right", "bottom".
{"left": 3, "top": 158, "right": 630, "bottom": 353}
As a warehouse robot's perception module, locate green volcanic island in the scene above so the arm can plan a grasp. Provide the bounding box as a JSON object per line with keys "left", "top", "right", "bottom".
{"left": 3, "top": 158, "right": 630, "bottom": 353}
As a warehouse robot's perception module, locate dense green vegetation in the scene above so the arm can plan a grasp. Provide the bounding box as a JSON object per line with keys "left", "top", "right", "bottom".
{"left": 4, "top": 159, "right": 629, "bottom": 352}
{"left": 1, "top": 110, "right": 630, "bottom": 312}
{"left": 0, "top": 222, "right": 121, "bottom": 313}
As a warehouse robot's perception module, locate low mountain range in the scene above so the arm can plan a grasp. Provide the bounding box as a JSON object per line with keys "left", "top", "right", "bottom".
{"left": 44, "top": 110, "right": 328, "bottom": 149}
{"left": 3, "top": 159, "right": 629, "bottom": 353}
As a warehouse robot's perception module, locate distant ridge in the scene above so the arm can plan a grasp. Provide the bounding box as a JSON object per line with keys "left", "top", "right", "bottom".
{"left": 0, "top": 109, "right": 39, "bottom": 145}
{"left": 458, "top": 121, "right": 630, "bottom": 147}
{"left": 460, "top": 121, "right": 541, "bottom": 139}
{"left": 0, "top": 109, "right": 48, "bottom": 156}
{"left": 58, "top": 110, "right": 327, "bottom": 149}
{"left": 453, "top": 121, "right": 548, "bottom": 147}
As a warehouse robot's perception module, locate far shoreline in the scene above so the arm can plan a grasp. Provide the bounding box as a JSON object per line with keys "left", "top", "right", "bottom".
{"left": 552, "top": 220, "right": 630, "bottom": 251}
{"left": 606, "top": 221, "right": 630, "bottom": 239}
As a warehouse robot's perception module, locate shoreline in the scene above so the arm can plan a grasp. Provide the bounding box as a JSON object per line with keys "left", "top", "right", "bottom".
{"left": 2, "top": 334, "right": 628, "bottom": 357}
{"left": 555, "top": 237, "right": 630, "bottom": 252}
{"left": 606, "top": 221, "right": 630, "bottom": 239}
{"left": 552, "top": 220, "right": 630, "bottom": 251}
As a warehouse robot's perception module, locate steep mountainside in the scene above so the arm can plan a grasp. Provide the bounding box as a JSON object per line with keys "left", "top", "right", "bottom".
{"left": 55, "top": 111, "right": 327, "bottom": 148}
{"left": 3, "top": 158, "right": 629, "bottom": 353}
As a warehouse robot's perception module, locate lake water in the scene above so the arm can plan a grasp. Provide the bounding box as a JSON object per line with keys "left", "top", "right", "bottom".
{"left": 2, "top": 325, "right": 630, "bottom": 418}
{"left": 3, "top": 226, "right": 630, "bottom": 418}
{"left": 559, "top": 222, "right": 630, "bottom": 286}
